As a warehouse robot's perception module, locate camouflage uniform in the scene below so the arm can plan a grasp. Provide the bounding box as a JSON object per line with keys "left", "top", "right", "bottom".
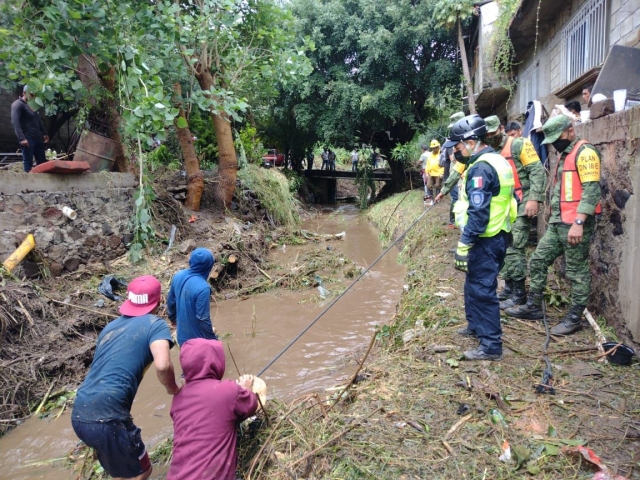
{"left": 505, "top": 115, "right": 602, "bottom": 335}
{"left": 484, "top": 116, "right": 547, "bottom": 283}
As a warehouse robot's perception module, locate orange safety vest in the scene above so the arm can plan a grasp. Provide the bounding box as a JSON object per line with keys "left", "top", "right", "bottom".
{"left": 500, "top": 136, "right": 523, "bottom": 202}
{"left": 554, "top": 139, "right": 602, "bottom": 225}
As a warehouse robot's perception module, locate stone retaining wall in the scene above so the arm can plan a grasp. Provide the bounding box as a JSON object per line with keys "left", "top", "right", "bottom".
{"left": 0, "top": 172, "right": 136, "bottom": 276}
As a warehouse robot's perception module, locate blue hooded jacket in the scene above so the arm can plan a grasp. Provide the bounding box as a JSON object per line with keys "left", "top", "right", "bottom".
{"left": 167, "top": 248, "right": 217, "bottom": 345}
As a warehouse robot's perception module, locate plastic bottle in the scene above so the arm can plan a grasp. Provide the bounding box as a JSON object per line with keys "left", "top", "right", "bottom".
{"left": 490, "top": 409, "right": 507, "bottom": 427}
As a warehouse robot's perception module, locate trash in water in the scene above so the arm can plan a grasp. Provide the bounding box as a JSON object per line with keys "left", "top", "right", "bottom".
{"left": 98, "top": 275, "right": 128, "bottom": 301}
{"left": 317, "top": 286, "right": 330, "bottom": 299}
{"left": 93, "top": 299, "right": 105, "bottom": 308}
{"left": 403, "top": 284, "right": 409, "bottom": 291}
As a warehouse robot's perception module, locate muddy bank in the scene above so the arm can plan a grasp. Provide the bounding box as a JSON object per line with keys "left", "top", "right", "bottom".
{"left": 245, "top": 191, "right": 640, "bottom": 479}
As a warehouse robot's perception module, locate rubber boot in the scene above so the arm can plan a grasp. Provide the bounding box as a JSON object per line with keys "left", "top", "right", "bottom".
{"left": 505, "top": 291, "right": 544, "bottom": 320}
{"left": 497, "top": 280, "right": 514, "bottom": 301}
{"left": 550, "top": 305, "right": 584, "bottom": 336}
{"left": 500, "top": 280, "right": 527, "bottom": 310}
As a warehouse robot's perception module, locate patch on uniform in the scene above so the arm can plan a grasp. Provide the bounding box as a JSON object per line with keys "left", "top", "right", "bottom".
{"left": 471, "top": 176, "right": 483, "bottom": 188}
{"left": 471, "top": 191, "right": 484, "bottom": 206}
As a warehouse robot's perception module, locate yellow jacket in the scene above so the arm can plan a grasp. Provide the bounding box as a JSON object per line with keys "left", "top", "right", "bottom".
{"left": 426, "top": 151, "right": 444, "bottom": 177}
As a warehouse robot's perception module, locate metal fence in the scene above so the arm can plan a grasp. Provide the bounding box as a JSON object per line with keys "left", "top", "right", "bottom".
{"left": 561, "top": 0, "right": 608, "bottom": 86}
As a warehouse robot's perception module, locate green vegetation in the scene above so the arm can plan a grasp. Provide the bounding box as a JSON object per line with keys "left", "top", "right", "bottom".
{"left": 237, "top": 165, "right": 301, "bottom": 230}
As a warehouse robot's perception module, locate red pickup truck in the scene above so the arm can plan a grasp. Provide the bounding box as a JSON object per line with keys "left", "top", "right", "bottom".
{"left": 262, "top": 148, "right": 285, "bottom": 168}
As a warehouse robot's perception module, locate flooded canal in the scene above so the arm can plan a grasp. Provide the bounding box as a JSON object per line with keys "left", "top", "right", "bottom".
{"left": 0, "top": 205, "right": 406, "bottom": 479}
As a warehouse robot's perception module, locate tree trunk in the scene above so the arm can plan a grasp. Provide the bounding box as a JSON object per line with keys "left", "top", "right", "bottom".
{"left": 77, "top": 55, "right": 128, "bottom": 172}
{"left": 172, "top": 83, "right": 204, "bottom": 211}
{"left": 457, "top": 18, "right": 476, "bottom": 115}
{"left": 195, "top": 69, "right": 238, "bottom": 208}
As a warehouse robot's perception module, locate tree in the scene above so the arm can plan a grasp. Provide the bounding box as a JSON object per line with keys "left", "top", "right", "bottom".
{"left": 157, "top": 0, "right": 310, "bottom": 207}
{"left": 262, "top": 0, "right": 460, "bottom": 190}
{"left": 433, "top": 0, "right": 478, "bottom": 114}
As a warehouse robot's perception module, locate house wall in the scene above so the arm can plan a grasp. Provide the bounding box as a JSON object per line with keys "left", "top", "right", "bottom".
{"left": 507, "top": 0, "right": 640, "bottom": 120}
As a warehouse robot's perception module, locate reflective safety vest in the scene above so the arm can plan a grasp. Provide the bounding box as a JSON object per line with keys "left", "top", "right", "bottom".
{"left": 454, "top": 153, "right": 518, "bottom": 237}
{"left": 555, "top": 139, "right": 602, "bottom": 225}
{"left": 501, "top": 136, "right": 524, "bottom": 202}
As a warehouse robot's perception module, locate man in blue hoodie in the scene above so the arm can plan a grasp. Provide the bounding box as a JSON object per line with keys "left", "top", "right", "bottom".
{"left": 167, "top": 248, "right": 217, "bottom": 345}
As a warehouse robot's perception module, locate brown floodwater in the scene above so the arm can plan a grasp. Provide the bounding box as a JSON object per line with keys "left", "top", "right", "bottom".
{"left": 0, "top": 204, "right": 405, "bottom": 479}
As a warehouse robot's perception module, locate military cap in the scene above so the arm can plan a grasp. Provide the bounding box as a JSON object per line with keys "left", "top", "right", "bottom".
{"left": 447, "top": 111, "right": 465, "bottom": 129}
{"left": 541, "top": 115, "right": 572, "bottom": 144}
{"left": 484, "top": 115, "right": 501, "bottom": 133}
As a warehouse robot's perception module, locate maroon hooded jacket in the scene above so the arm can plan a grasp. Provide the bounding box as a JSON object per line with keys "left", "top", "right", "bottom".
{"left": 168, "top": 338, "right": 258, "bottom": 480}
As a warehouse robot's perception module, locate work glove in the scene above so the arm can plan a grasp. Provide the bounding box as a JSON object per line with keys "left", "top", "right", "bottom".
{"left": 454, "top": 242, "right": 472, "bottom": 273}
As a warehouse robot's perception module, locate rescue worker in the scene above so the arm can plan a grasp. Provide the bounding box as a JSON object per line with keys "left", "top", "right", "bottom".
{"left": 435, "top": 111, "right": 466, "bottom": 227}
{"left": 484, "top": 116, "right": 547, "bottom": 310}
{"left": 424, "top": 139, "right": 445, "bottom": 201}
{"left": 443, "top": 115, "right": 517, "bottom": 361}
{"left": 505, "top": 115, "right": 602, "bottom": 335}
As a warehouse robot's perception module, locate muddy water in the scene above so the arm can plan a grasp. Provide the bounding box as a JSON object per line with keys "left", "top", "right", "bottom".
{"left": 0, "top": 205, "right": 405, "bottom": 479}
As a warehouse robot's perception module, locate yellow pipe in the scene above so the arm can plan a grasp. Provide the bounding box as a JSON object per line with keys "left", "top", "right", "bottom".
{"left": 3, "top": 234, "right": 36, "bottom": 272}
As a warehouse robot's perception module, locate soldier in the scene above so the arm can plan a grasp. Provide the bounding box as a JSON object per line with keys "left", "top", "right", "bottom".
{"left": 483, "top": 116, "right": 547, "bottom": 310}
{"left": 444, "top": 115, "right": 517, "bottom": 361}
{"left": 505, "top": 115, "right": 602, "bottom": 335}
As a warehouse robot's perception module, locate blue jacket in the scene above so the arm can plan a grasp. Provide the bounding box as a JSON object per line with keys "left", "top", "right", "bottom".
{"left": 167, "top": 248, "right": 216, "bottom": 345}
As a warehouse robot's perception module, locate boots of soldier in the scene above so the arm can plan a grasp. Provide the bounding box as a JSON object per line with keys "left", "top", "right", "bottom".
{"left": 505, "top": 291, "right": 543, "bottom": 320}
{"left": 550, "top": 305, "right": 584, "bottom": 336}
{"left": 500, "top": 280, "right": 527, "bottom": 310}
{"left": 497, "top": 280, "right": 514, "bottom": 301}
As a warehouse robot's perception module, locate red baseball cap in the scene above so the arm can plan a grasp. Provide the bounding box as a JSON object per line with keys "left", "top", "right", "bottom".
{"left": 119, "top": 275, "right": 161, "bottom": 317}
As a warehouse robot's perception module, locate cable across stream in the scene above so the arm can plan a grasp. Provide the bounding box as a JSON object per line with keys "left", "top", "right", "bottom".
{"left": 257, "top": 203, "right": 435, "bottom": 377}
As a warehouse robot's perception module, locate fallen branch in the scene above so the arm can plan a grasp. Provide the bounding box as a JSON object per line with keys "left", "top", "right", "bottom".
{"left": 584, "top": 308, "right": 607, "bottom": 363}
{"left": 327, "top": 331, "right": 377, "bottom": 413}
{"left": 44, "top": 295, "right": 118, "bottom": 318}
{"left": 444, "top": 413, "right": 472, "bottom": 440}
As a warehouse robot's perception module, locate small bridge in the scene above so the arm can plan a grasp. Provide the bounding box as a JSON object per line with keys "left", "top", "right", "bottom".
{"left": 304, "top": 169, "right": 393, "bottom": 203}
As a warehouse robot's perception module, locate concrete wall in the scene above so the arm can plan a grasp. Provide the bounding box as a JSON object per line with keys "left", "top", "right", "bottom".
{"left": 0, "top": 172, "right": 136, "bottom": 276}
{"left": 571, "top": 106, "right": 640, "bottom": 343}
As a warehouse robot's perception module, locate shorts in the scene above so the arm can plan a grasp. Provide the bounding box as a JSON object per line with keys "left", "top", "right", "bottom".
{"left": 72, "top": 417, "right": 151, "bottom": 478}
{"left": 427, "top": 176, "right": 442, "bottom": 189}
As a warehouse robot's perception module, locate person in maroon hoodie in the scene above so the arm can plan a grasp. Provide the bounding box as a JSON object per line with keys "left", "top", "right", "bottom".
{"left": 168, "top": 338, "right": 258, "bottom": 480}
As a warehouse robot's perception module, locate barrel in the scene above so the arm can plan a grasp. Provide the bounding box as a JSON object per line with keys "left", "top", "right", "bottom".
{"left": 73, "top": 131, "right": 120, "bottom": 172}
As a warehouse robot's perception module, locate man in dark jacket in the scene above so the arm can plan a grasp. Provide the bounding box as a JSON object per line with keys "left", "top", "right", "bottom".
{"left": 166, "top": 248, "right": 217, "bottom": 345}
{"left": 168, "top": 339, "right": 258, "bottom": 480}
{"left": 11, "top": 85, "right": 49, "bottom": 172}
{"left": 72, "top": 275, "right": 180, "bottom": 480}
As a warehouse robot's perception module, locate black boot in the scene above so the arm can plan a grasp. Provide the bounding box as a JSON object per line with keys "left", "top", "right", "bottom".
{"left": 497, "top": 280, "right": 514, "bottom": 301}
{"left": 505, "top": 292, "right": 543, "bottom": 320}
{"left": 500, "top": 280, "right": 527, "bottom": 310}
{"left": 550, "top": 305, "right": 584, "bottom": 336}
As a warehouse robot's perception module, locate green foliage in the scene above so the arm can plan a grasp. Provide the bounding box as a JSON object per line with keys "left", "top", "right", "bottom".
{"left": 490, "top": 0, "right": 520, "bottom": 82}
{"left": 283, "top": 168, "right": 305, "bottom": 194}
{"left": 237, "top": 126, "right": 266, "bottom": 165}
{"left": 391, "top": 143, "right": 416, "bottom": 166}
{"left": 355, "top": 160, "right": 376, "bottom": 210}
{"left": 432, "top": 0, "right": 477, "bottom": 29}
{"left": 147, "top": 145, "right": 181, "bottom": 171}
{"left": 188, "top": 110, "right": 218, "bottom": 168}
{"left": 128, "top": 184, "right": 156, "bottom": 264}
{"left": 238, "top": 165, "right": 300, "bottom": 230}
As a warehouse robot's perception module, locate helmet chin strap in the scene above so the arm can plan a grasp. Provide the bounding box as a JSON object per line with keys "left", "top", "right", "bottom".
{"left": 462, "top": 140, "right": 479, "bottom": 157}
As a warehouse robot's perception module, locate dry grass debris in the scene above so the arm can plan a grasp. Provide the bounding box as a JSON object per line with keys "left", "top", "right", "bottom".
{"left": 238, "top": 191, "right": 640, "bottom": 479}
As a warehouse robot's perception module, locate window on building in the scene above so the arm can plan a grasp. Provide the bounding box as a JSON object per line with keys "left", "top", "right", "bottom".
{"left": 561, "top": 0, "right": 608, "bottom": 86}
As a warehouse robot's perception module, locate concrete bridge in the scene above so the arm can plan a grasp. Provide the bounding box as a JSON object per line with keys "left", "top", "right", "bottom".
{"left": 304, "top": 169, "right": 393, "bottom": 203}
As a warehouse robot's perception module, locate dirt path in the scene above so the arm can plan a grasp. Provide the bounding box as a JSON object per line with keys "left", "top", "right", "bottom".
{"left": 242, "top": 191, "right": 640, "bottom": 479}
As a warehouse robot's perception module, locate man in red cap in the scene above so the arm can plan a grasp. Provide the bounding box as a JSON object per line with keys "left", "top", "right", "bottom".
{"left": 71, "top": 275, "right": 181, "bottom": 480}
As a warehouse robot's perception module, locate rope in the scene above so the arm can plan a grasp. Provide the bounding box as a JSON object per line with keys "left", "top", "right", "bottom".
{"left": 257, "top": 201, "right": 435, "bottom": 377}
{"left": 536, "top": 300, "right": 556, "bottom": 395}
